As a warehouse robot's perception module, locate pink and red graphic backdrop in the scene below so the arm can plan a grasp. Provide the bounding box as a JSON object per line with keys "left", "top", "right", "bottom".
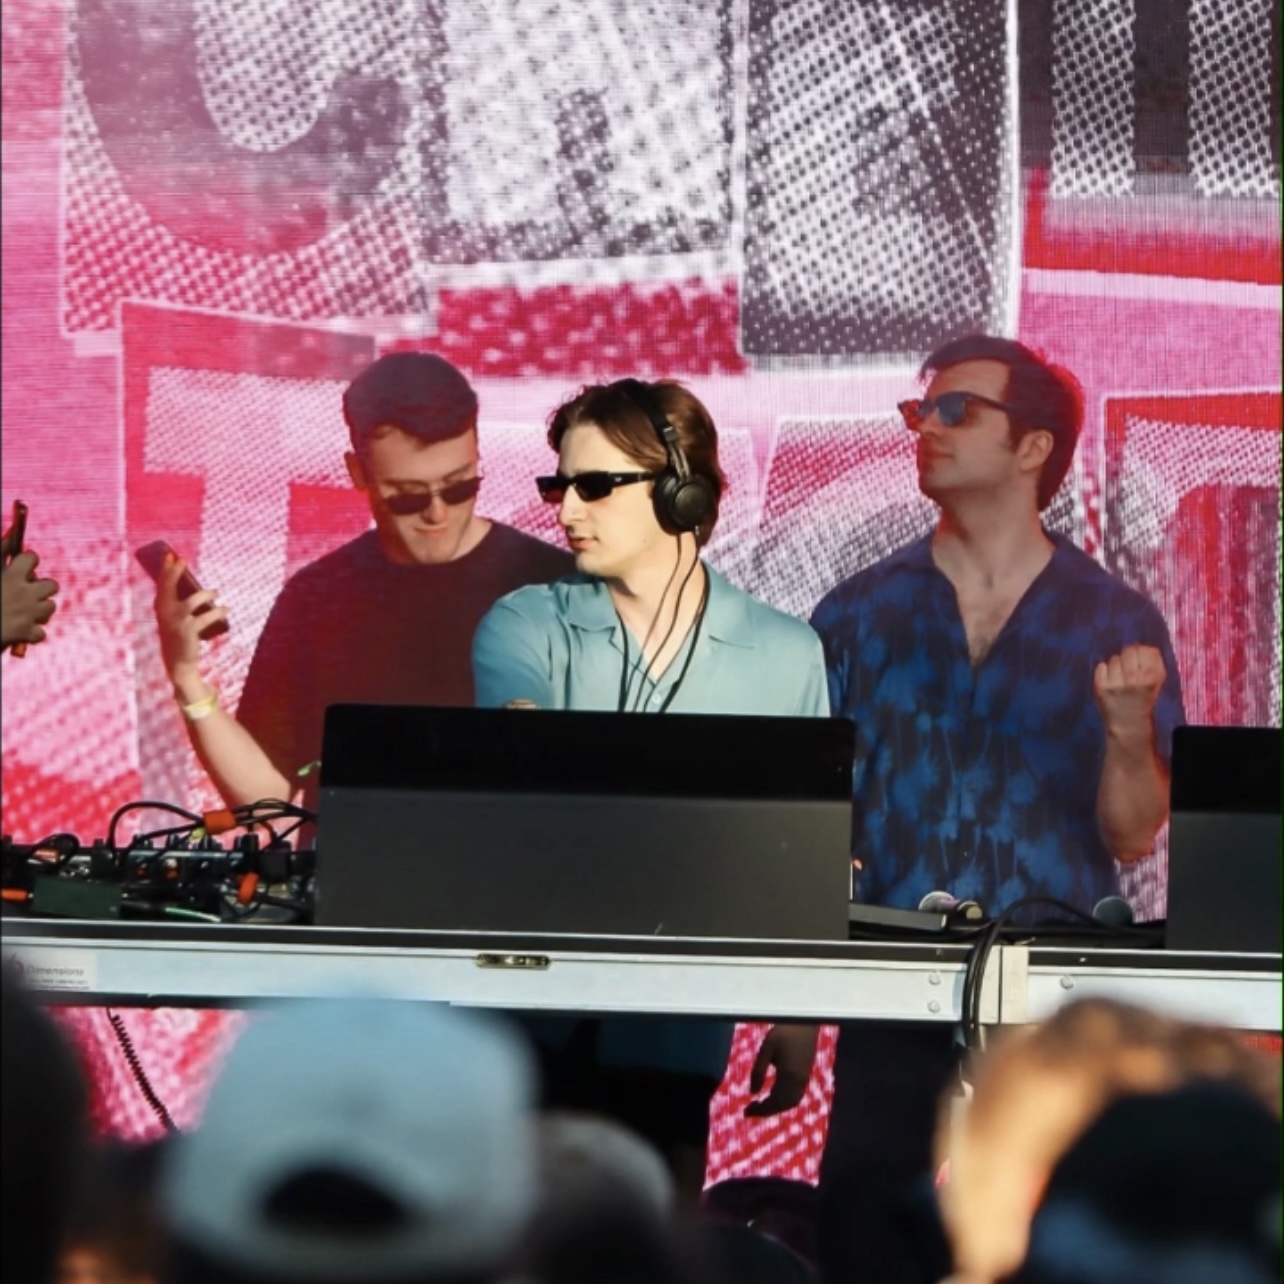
{"left": 2, "top": 0, "right": 1279, "bottom": 1182}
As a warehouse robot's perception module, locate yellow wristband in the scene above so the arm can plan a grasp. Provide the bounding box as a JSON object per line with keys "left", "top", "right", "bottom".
{"left": 179, "top": 685, "right": 219, "bottom": 722}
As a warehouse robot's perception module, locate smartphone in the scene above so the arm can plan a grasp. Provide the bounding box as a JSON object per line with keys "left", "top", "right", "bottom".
{"left": 135, "top": 539, "right": 230, "bottom": 639}
{"left": 4, "top": 499, "right": 28, "bottom": 560}
{"left": 6, "top": 500, "right": 31, "bottom": 656}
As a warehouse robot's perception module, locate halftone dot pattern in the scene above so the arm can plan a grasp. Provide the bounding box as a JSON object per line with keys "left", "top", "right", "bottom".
{"left": 1050, "top": 0, "right": 1135, "bottom": 198}
{"left": 475, "top": 419, "right": 570, "bottom": 546}
{"left": 192, "top": 0, "right": 405, "bottom": 153}
{"left": 62, "top": 0, "right": 426, "bottom": 331}
{"left": 1104, "top": 397, "right": 1282, "bottom": 917}
{"left": 1106, "top": 408, "right": 1281, "bottom": 729}
{"left": 128, "top": 367, "right": 359, "bottom": 819}
{"left": 746, "top": 414, "right": 1085, "bottom": 622}
{"left": 706, "top": 1022, "right": 840, "bottom": 1188}
{"left": 692, "top": 425, "right": 763, "bottom": 590}
{"left": 3, "top": 0, "right": 1277, "bottom": 1191}
{"left": 1188, "top": 0, "right": 1279, "bottom": 199}
{"left": 50, "top": 1005, "right": 249, "bottom": 1142}
{"left": 742, "top": 0, "right": 1015, "bottom": 358}
{"left": 440, "top": 0, "right": 730, "bottom": 243}
{"left": 432, "top": 280, "right": 748, "bottom": 379}
{"left": 0, "top": 538, "right": 142, "bottom": 843}
{"left": 61, "top": 1, "right": 734, "bottom": 335}
{"left": 748, "top": 415, "right": 938, "bottom": 621}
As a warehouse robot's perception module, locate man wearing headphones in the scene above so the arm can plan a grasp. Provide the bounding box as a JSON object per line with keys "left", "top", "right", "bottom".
{"left": 473, "top": 377, "right": 826, "bottom": 717}
{"left": 472, "top": 378, "right": 827, "bottom": 1184}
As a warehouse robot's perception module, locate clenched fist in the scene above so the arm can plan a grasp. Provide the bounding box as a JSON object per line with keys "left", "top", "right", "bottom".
{"left": 1093, "top": 644, "right": 1165, "bottom": 735}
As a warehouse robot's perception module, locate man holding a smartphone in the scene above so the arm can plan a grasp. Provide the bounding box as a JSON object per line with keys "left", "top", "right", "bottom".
{"left": 152, "top": 351, "right": 573, "bottom": 810}
{"left": 2, "top": 504, "right": 59, "bottom": 652}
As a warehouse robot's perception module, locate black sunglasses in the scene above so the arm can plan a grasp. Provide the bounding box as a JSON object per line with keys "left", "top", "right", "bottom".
{"left": 536, "top": 471, "right": 656, "bottom": 504}
{"left": 898, "top": 391, "right": 1016, "bottom": 432}
{"left": 379, "top": 476, "right": 482, "bottom": 516}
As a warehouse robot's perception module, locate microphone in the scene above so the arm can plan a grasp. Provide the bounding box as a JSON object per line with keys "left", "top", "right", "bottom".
{"left": 1092, "top": 895, "right": 1135, "bottom": 928}
{"left": 918, "top": 891, "right": 986, "bottom": 922}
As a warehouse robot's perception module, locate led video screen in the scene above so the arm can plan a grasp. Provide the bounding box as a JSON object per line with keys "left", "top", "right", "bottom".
{"left": 2, "top": 0, "right": 1279, "bottom": 1179}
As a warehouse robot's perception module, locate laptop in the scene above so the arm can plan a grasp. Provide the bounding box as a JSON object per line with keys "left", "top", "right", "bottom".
{"left": 315, "top": 705, "right": 856, "bottom": 941}
{"left": 1165, "top": 725, "right": 1281, "bottom": 954}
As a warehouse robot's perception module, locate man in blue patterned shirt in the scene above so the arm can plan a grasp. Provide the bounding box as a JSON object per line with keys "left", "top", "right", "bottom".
{"left": 805, "top": 335, "right": 1186, "bottom": 1284}
{"left": 812, "top": 348, "right": 1185, "bottom": 914}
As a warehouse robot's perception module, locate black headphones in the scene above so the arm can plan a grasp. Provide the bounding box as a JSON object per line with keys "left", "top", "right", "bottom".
{"left": 615, "top": 379, "right": 716, "bottom": 536}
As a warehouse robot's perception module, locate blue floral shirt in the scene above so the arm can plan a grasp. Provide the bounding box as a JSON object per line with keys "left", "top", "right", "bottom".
{"left": 810, "top": 533, "right": 1186, "bottom": 917}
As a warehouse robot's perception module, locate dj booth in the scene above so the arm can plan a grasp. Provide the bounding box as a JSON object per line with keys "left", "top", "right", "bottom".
{"left": 2, "top": 715, "right": 1277, "bottom": 1170}
{"left": 7, "top": 713, "right": 1277, "bottom": 1034}
{"left": 4, "top": 919, "right": 1280, "bottom": 1032}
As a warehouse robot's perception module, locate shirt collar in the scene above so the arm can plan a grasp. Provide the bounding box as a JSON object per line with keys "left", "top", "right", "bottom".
{"left": 703, "top": 566, "right": 756, "bottom": 648}
{"left": 563, "top": 564, "right": 757, "bottom": 649}
{"left": 897, "top": 527, "right": 1076, "bottom": 575}
{"left": 893, "top": 533, "right": 937, "bottom": 572}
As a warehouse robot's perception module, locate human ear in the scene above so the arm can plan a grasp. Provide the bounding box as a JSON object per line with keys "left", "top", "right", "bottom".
{"left": 344, "top": 450, "right": 368, "bottom": 491}
{"left": 1018, "top": 429, "right": 1054, "bottom": 473}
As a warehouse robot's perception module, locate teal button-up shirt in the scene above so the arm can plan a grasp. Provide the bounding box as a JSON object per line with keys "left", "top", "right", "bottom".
{"left": 471, "top": 564, "right": 831, "bottom": 1079}
{"left": 473, "top": 565, "right": 830, "bottom": 717}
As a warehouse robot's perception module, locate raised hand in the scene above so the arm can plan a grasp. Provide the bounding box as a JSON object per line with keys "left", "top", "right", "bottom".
{"left": 1092, "top": 644, "right": 1166, "bottom": 736}
{"left": 1, "top": 550, "right": 59, "bottom": 649}
{"left": 154, "top": 552, "right": 229, "bottom": 688}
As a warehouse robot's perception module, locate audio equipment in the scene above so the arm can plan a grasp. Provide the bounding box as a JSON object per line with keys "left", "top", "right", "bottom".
{"left": 1091, "top": 895, "right": 1136, "bottom": 929}
{"left": 918, "top": 891, "right": 986, "bottom": 922}
{"left": 2, "top": 834, "right": 315, "bottom": 923}
{"left": 1166, "top": 725, "right": 1281, "bottom": 954}
{"left": 316, "top": 703, "right": 855, "bottom": 939}
{"left": 615, "top": 379, "right": 715, "bottom": 535}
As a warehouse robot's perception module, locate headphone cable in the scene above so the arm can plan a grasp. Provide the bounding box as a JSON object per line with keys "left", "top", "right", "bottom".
{"left": 652, "top": 564, "right": 710, "bottom": 715}
{"left": 616, "top": 541, "right": 684, "bottom": 712}
{"left": 629, "top": 541, "right": 701, "bottom": 713}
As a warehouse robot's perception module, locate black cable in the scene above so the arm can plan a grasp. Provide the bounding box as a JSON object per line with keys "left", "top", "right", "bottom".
{"left": 652, "top": 570, "right": 709, "bottom": 715}
{"left": 272, "top": 817, "right": 309, "bottom": 846}
{"left": 631, "top": 541, "right": 693, "bottom": 713}
{"left": 22, "top": 832, "right": 82, "bottom": 853}
{"left": 16, "top": 833, "right": 84, "bottom": 870}
{"left": 113, "top": 795, "right": 316, "bottom": 854}
{"left": 106, "top": 1009, "right": 178, "bottom": 1134}
{"left": 234, "top": 799, "right": 317, "bottom": 829}
{"left": 639, "top": 552, "right": 701, "bottom": 710}
{"left": 126, "top": 798, "right": 316, "bottom": 853}
{"left": 616, "top": 545, "right": 685, "bottom": 713}
{"left": 958, "top": 896, "right": 1159, "bottom": 1054}
{"left": 234, "top": 816, "right": 282, "bottom": 847}
{"left": 961, "top": 916, "right": 1006, "bottom": 1054}
{"left": 236, "top": 798, "right": 315, "bottom": 821}
{"left": 630, "top": 546, "right": 700, "bottom": 713}
{"left": 106, "top": 801, "right": 203, "bottom": 853}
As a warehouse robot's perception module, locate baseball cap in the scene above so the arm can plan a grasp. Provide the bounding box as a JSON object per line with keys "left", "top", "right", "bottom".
{"left": 162, "top": 998, "right": 537, "bottom": 1283}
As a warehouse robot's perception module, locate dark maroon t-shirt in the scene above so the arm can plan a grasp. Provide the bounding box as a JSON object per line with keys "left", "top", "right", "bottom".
{"left": 236, "top": 522, "right": 572, "bottom": 808}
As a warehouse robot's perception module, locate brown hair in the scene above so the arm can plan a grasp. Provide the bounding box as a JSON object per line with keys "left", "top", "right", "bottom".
{"left": 921, "top": 335, "right": 1084, "bottom": 511}
{"left": 546, "top": 379, "right": 727, "bottom": 545}
{"left": 343, "top": 350, "right": 478, "bottom": 452}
